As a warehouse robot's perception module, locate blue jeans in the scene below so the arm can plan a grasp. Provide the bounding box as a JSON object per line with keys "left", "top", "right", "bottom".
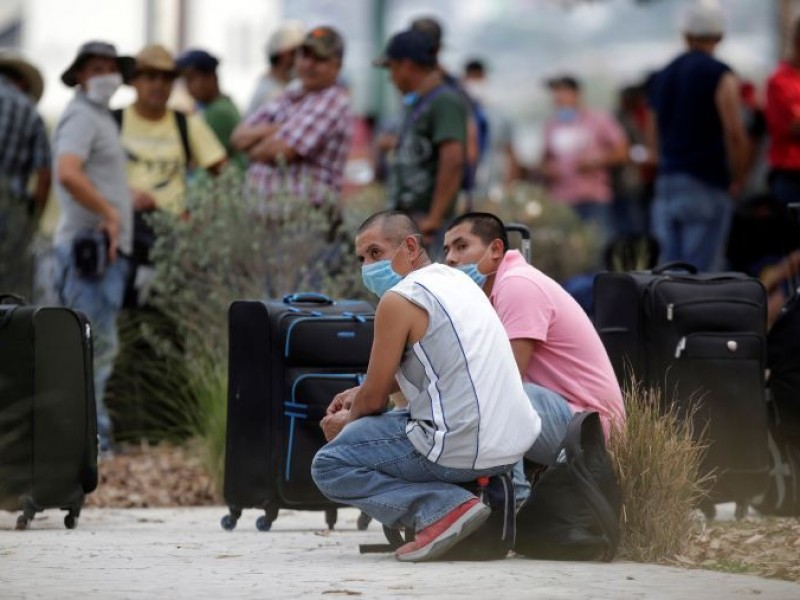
{"left": 55, "top": 245, "right": 130, "bottom": 451}
{"left": 513, "top": 382, "right": 573, "bottom": 505}
{"left": 651, "top": 174, "right": 733, "bottom": 272}
{"left": 573, "top": 201, "right": 613, "bottom": 251}
{"left": 311, "top": 410, "right": 512, "bottom": 530}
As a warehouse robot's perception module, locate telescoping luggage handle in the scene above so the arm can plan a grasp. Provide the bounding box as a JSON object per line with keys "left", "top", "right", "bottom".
{"left": 505, "top": 223, "right": 531, "bottom": 264}
{"left": 0, "top": 293, "right": 26, "bottom": 329}
{"left": 652, "top": 261, "right": 698, "bottom": 275}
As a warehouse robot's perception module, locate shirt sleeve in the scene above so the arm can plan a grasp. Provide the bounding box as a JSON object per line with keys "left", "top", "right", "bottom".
{"left": 276, "top": 89, "right": 349, "bottom": 157}
{"left": 493, "top": 275, "right": 553, "bottom": 343}
{"left": 429, "top": 92, "right": 467, "bottom": 146}
{"left": 187, "top": 114, "right": 227, "bottom": 169}
{"left": 53, "top": 107, "right": 96, "bottom": 160}
{"left": 204, "top": 101, "right": 241, "bottom": 149}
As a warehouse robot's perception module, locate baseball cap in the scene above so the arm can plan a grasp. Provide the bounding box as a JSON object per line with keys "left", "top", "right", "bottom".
{"left": 373, "top": 30, "right": 437, "bottom": 68}
{"left": 0, "top": 50, "right": 44, "bottom": 102}
{"left": 134, "top": 44, "right": 178, "bottom": 75}
{"left": 545, "top": 74, "right": 581, "bottom": 91}
{"left": 267, "top": 21, "right": 306, "bottom": 57}
{"left": 176, "top": 49, "right": 219, "bottom": 73}
{"left": 683, "top": 0, "right": 725, "bottom": 37}
{"left": 301, "top": 26, "right": 345, "bottom": 60}
{"left": 410, "top": 16, "right": 443, "bottom": 50}
{"left": 61, "top": 41, "right": 135, "bottom": 87}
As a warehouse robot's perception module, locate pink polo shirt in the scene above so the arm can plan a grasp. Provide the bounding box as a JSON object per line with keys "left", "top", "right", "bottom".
{"left": 490, "top": 251, "right": 625, "bottom": 435}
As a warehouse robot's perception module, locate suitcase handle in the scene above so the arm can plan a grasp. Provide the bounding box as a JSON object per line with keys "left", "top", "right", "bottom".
{"left": 652, "top": 261, "right": 698, "bottom": 275}
{"left": 506, "top": 223, "right": 532, "bottom": 264}
{"left": 282, "top": 293, "right": 334, "bottom": 306}
{"left": 0, "top": 293, "right": 27, "bottom": 305}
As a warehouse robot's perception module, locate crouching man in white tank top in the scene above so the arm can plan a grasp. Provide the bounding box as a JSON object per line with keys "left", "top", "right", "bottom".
{"left": 311, "top": 211, "right": 540, "bottom": 562}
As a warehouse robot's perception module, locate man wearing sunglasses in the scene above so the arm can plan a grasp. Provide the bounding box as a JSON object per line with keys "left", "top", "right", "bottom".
{"left": 232, "top": 26, "right": 353, "bottom": 208}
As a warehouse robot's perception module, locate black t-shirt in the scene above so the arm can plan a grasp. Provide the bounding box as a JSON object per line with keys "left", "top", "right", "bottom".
{"left": 649, "top": 50, "right": 732, "bottom": 189}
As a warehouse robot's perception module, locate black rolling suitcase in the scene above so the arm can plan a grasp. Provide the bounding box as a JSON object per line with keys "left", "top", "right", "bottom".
{"left": 593, "top": 262, "right": 770, "bottom": 507}
{"left": 0, "top": 295, "right": 98, "bottom": 530}
{"left": 221, "top": 293, "right": 374, "bottom": 531}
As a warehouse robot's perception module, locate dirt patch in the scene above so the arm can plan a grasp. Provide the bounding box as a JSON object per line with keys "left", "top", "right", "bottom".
{"left": 86, "top": 442, "right": 220, "bottom": 508}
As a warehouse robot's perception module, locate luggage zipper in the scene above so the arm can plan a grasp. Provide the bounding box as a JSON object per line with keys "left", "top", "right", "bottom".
{"left": 665, "top": 298, "right": 762, "bottom": 322}
{"left": 674, "top": 336, "right": 686, "bottom": 358}
{"left": 284, "top": 314, "right": 374, "bottom": 358}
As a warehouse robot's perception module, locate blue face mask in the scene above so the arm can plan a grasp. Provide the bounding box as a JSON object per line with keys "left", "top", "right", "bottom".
{"left": 402, "top": 91, "right": 419, "bottom": 106}
{"left": 556, "top": 107, "right": 578, "bottom": 122}
{"left": 458, "top": 263, "right": 488, "bottom": 288}
{"left": 362, "top": 259, "right": 403, "bottom": 298}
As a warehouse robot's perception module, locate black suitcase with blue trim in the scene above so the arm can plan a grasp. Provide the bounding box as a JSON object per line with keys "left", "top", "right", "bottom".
{"left": 221, "top": 293, "right": 374, "bottom": 531}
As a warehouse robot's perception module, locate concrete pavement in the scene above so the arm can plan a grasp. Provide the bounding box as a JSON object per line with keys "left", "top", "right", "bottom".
{"left": 1, "top": 506, "right": 798, "bottom": 600}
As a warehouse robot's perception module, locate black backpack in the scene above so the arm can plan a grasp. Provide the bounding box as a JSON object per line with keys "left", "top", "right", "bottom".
{"left": 515, "top": 411, "right": 622, "bottom": 561}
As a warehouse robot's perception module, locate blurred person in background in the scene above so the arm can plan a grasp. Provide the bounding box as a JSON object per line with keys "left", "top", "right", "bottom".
{"left": 0, "top": 50, "right": 50, "bottom": 296}
{"left": 176, "top": 49, "right": 246, "bottom": 171}
{"left": 247, "top": 21, "right": 305, "bottom": 117}
{"left": 462, "top": 58, "right": 521, "bottom": 196}
{"left": 374, "top": 29, "right": 466, "bottom": 247}
{"left": 647, "top": 1, "right": 748, "bottom": 272}
{"left": 540, "top": 74, "right": 627, "bottom": 246}
{"left": 116, "top": 44, "right": 226, "bottom": 305}
{"left": 766, "top": 15, "right": 800, "bottom": 207}
{"left": 232, "top": 26, "right": 353, "bottom": 208}
{"left": 52, "top": 41, "right": 135, "bottom": 454}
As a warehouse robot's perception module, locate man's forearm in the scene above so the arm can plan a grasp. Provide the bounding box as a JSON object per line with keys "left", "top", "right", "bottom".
{"left": 347, "top": 385, "right": 388, "bottom": 422}
{"left": 726, "top": 131, "right": 749, "bottom": 187}
{"left": 60, "top": 168, "right": 116, "bottom": 219}
{"left": 33, "top": 168, "right": 51, "bottom": 212}
{"left": 428, "top": 156, "right": 463, "bottom": 223}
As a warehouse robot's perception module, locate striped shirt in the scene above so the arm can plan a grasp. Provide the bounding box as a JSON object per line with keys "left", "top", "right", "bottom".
{"left": 0, "top": 75, "right": 50, "bottom": 197}
{"left": 390, "top": 264, "right": 540, "bottom": 470}
{"left": 244, "top": 83, "right": 353, "bottom": 206}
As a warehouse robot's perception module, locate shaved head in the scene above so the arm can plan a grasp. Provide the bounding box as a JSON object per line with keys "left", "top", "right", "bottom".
{"left": 357, "top": 211, "right": 422, "bottom": 247}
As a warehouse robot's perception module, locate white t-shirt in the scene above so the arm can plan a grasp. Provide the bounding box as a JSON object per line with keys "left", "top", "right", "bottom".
{"left": 390, "top": 264, "right": 541, "bottom": 470}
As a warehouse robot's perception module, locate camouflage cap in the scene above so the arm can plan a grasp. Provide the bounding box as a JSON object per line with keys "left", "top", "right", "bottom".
{"left": 301, "top": 26, "right": 345, "bottom": 60}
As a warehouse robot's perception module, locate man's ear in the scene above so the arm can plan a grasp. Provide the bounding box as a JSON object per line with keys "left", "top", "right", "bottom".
{"left": 489, "top": 238, "right": 505, "bottom": 259}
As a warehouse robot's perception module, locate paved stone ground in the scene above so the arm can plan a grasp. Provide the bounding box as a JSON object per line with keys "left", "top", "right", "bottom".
{"left": 1, "top": 506, "right": 799, "bottom": 600}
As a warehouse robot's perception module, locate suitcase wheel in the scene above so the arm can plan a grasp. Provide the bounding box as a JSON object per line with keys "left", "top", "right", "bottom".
{"left": 64, "top": 514, "right": 77, "bottom": 529}
{"left": 220, "top": 507, "right": 242, "bottom": 531}
{"left": 255, "top": 515, "right": 272, "bottom": 532}
{"left": 357, "top": 512, "right": 371, "bottom": 531}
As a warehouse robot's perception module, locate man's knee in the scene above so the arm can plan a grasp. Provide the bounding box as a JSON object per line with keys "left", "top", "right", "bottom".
{"left": 311, "top": 446, "right": 343, "bottom": 498}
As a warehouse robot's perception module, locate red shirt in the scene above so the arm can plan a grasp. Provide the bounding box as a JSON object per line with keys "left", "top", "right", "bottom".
{"left": 766, "top": 61, "right": 800, "bottom": 170}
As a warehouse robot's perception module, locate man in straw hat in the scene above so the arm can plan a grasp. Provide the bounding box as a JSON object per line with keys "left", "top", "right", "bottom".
{"left": 247, "top": 20, "right": 305, "bottom": 116}
{"left": 52, "top": 40, "right": 135, "bottom": 454}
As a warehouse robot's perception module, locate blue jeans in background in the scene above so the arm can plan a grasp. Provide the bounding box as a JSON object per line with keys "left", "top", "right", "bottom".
{"left": 513, "top": 382, "right": 573, "bottom": 505}
{"left": 311, "top": 410, "right": 511, "bottom": 530}
{"left": 55, "top": 245, "right": 130, "bottom": 452}
{"left": 651, "top": 174, "right": 733, "bottom": 272}
{"left": 573, "top": 201, "right": 613, "bottom": 253}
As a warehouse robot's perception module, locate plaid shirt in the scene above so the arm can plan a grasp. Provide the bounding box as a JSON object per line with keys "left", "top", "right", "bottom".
{"left": 244, "top": 83, "right": 353, "bottom": 206}
{"left": 0, "top": 76, "right": 50, "bottom": 197}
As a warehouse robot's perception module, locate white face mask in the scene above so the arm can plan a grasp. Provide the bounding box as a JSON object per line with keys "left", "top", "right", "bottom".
{"left": 86, "top": 73, "right": 122, "bottom": 106}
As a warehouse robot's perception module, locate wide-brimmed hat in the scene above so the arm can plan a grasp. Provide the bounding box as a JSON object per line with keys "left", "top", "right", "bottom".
{"left": 133, "top": 44, "right": 178, "bottom": 76}
{"left": 267, "top": 21, "right": 306, "bottom": 57}
{"left": 61, "top": 41, "right": 135, "bottom": 87}
{"left": 0, "top": 49, "right": 44, "bottom": 102}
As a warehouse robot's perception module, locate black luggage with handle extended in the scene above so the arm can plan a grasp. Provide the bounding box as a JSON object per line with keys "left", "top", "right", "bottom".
{"left": 221, "top": 293, "right": 374, "bottom": 531}
{"left": 0, "top": 294, "right": 98, "bottom": 530}
{"left": 593, "top": 263, "right": 770, "bottom": 506}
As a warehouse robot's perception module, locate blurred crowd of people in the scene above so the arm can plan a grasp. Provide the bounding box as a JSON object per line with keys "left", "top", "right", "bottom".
{"left": 2, "top": 1, "right": 800, "bottom": 451}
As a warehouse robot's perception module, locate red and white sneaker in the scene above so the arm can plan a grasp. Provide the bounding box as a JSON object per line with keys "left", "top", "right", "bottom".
{"left": 394, "top": 498, "right": 490, "bottom": 562}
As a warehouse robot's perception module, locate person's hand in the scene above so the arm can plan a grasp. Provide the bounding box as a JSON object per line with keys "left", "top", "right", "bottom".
{"left": 327, "top": 386, "right": 359, "bottom": 416}
{"left": 132, "top": 189, "right": 157, "bottom": 212}
{"left": 418, "top": 215, "right": 442, "bottom": 241}
{"left": 100, "top": 204, "right": 120, "bottom": 262}
{"left": 321, "top": 410, "right": 350, "bottom": 442}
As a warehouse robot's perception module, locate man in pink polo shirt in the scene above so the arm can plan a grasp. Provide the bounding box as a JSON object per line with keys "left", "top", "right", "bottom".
{"left": 443, "top": 212, "right": 624, "bottom": 481}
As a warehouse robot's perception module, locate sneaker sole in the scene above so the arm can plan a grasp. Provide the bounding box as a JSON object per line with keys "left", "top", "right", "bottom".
{"left": 396, "top": 503, "right": 490, "bottom": 562}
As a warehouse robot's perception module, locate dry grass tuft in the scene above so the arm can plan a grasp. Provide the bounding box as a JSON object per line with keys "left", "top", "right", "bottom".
{"left": 608, "top": 378, "right": 710, "bottom": 562}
